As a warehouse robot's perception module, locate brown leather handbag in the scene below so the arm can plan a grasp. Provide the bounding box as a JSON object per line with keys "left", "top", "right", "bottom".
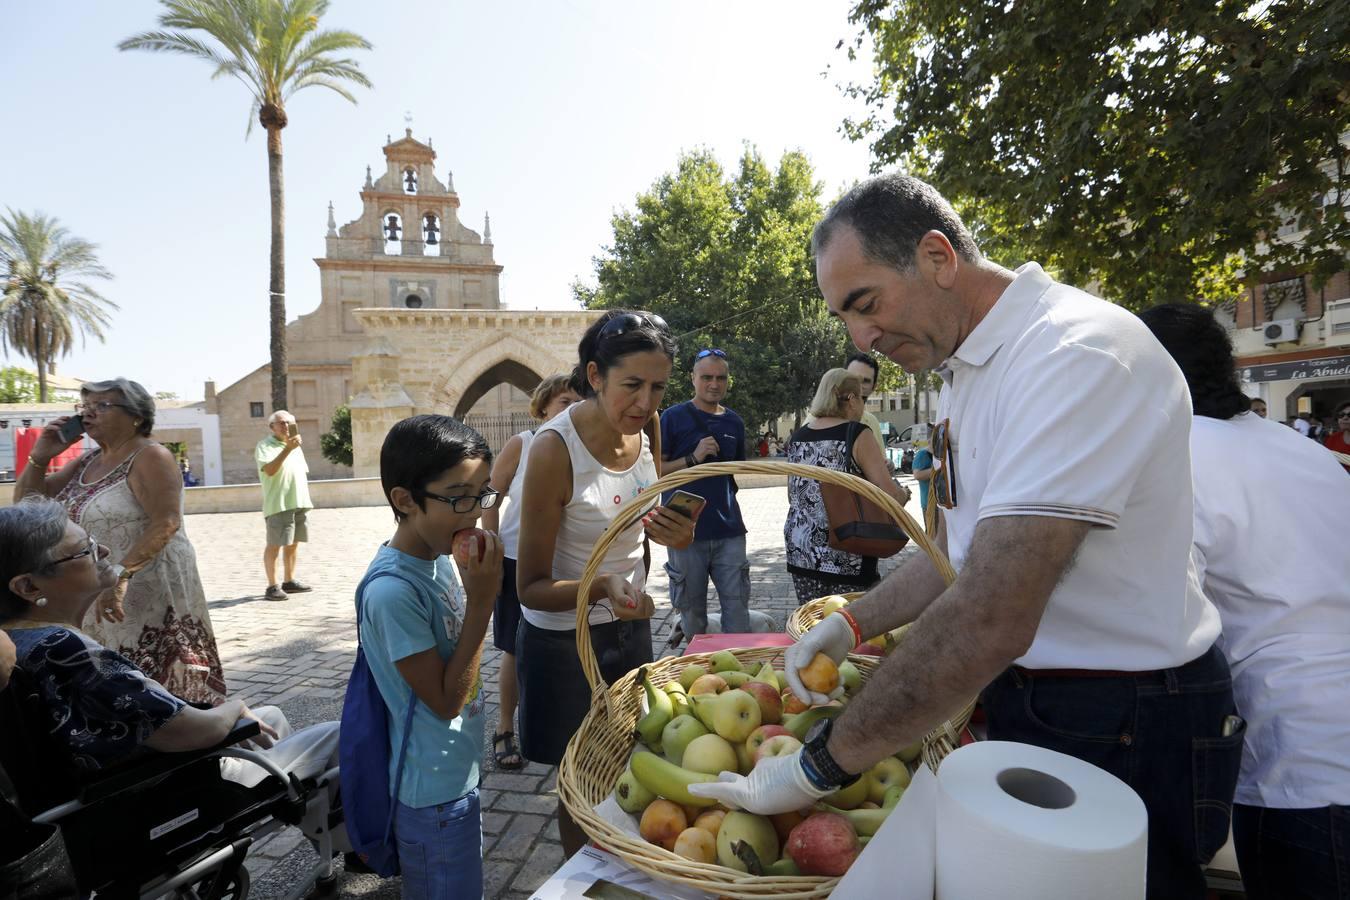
{"left": 820, "top": 423, "right": 910, "bottom": 558}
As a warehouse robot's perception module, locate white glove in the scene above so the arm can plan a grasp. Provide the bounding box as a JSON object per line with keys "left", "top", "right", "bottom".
{"left": 785, "top": 612, "right": 853, "bottom": 706}
{"left": 687, "top": 749, "right": 831, "bottom": 815}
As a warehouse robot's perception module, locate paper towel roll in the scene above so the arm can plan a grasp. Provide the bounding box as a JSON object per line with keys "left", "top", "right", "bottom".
{"left": 935, "top": 741, "right": 1147, "bottom": 900}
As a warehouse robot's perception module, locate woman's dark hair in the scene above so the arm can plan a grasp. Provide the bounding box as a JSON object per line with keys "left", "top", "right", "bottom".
{"left": 569, "top": 309, "right": 678, "bottom": 398}
{"left": 380, "top": 415, "right": 492, "bottom": 522}
{"left": 1137, "top": 304, "right": 1251, "bottom": 420}
{"left": 0, "top": 497, "right": 70, "bottom": 618}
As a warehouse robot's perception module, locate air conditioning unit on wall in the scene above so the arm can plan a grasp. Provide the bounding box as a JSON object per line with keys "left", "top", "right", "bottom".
{"left": 1263, "top": 318, "right": 1300, "bottom": 344}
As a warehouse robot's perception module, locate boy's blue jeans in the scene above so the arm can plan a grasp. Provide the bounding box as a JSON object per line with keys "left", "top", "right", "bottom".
{"left": 664, "top": 535, "right": 751, "bottom": 637}
{"left": 981, "top": 644, "right": 1242, "bottom": 900}
{"left": 395, "top": 789, "right": 482, "bottom": 898}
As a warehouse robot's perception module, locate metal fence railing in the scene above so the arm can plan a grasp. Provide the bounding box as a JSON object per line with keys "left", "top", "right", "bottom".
{"left": 463, "top": 412, "right": 537, "bottom": 455}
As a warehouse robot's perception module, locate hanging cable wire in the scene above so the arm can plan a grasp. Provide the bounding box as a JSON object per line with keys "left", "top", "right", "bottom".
{"left": 670, "top": 289, "right": 818, "bottom": 340}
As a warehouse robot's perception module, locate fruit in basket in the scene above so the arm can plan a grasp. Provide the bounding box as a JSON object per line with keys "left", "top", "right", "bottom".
{"left": 709, "top": 650, "right": 743, "bottom": 674}
{"left": 782, "top": 692, "right": 810, "bottom": 716}
{"left": 745, "top": 724, "right": 792, "bottom": 757}
{"left": 766, "top": 857, "right": 801, "bottom": 876}
{"left": 661, "top": 715, "right": 709, "bottom": 766}
{"left": 838, "top": 660, "right": 862, "bottom": 694}
{"left": 748, "top": 662, "right": 779, "bottom": 691}
{"left": 635, "top": 668, "right": 674, "bottom": 750}
{"left": 769, "top": 810, "right": 806, "bottom": 844}
{"left": 688, "top": 673, "right": 729, "bottom": 696}
{"left": 681, "top": 734, "right": 738, "bottom": 776}
{"left": 820, "top": 595, "right": 851, "bottom": 616}
{"left": 734, "top": 740, "right": 754, "bottom": 775}
{"left": 692, "top": 808, "right": 726, "bottom": 839}
{"left": 798, "top": 652, "right": 841, "bottom": 694}
{"left": 785, "top": 705, "right": 843, "bottom": 742}
{"left": 753, "top": 734, "right": 803, "bottom": 767}
{"left": 691, "top": 689, "right": 762, "bottom": 743}
{"left": 898, "top": 740, "right": 923, "bottom": 763}
{"left": 615, "top": 766, "right": 657, "bottom": 814}
{"left": 867, "top": 757, "right": 911, "bottom": 803}
{"left": 786, "top": 812, "right": 861, "bottom": 877}
{"left": 739, "top": 681, "right": 783, "bottom": 725}
{"left": 884, "top": 784, "right": 906, "bottom": 809}
{"left": 678, "top": 664, "right": 708, "bottom": 691}
{"left": 720, "top": 670, "right": 752, "bottom": 689}
{"left": 716, "top": 812, "right": 780, "bottom": 873}
{"left": 672, "top": 826, "right": 717, "bottom": 863}
{"left": 826, "top": 772, "right": 872, "bottom": 810}
{"left": 640, "top": 799, "right": 688, "bottom": 850}
{"left": 630, "top": 751, "right": 719, "bottom": 808}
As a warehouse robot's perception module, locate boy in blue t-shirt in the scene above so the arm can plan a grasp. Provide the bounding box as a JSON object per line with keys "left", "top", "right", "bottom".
{"left": 358, "top": 415, "right": 504, "bottom": 898}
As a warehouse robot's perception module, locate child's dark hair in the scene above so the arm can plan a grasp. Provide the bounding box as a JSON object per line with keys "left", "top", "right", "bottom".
{"left": 380, "top": 415, "right": 492, "bottom": 522}
{"left": 569, "top": 309, "right": 678, "bottom": 398}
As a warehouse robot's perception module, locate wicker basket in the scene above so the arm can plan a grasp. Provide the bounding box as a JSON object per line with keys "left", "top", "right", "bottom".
{"left": 557, "top": 460, "right": 970, "bottom": 898}
{"left": 785, "top": 595, "right": 861, "bottom": 643}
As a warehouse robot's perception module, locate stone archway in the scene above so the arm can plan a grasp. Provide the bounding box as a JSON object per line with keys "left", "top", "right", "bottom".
{"left": 453, "top": 358, "right": 543, "bottom": 419}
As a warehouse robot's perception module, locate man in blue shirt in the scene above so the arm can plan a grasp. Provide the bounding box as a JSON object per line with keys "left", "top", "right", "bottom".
{"left": 660, "top": 349, "right": 750, "bottom": 636}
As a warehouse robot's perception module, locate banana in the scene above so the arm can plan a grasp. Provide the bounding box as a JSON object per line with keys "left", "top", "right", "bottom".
{"left": 629, "top": 751, "right": 720, "bottom": 808}
{"left": 635, "top": 667, "right": 674, "bottom": 749}
{"left": 821, "top": 802, "right": 892, "bottom": 837}
{"left": 785, "top": 705, "right": 843, "bottom": 742}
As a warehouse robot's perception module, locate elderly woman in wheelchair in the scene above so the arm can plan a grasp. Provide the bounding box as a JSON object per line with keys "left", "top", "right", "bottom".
{"left": 0, "top": 497, "right": 344, "bottom": 899}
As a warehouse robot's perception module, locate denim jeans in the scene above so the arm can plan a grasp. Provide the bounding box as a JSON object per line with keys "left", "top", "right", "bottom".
{"left": 1233, "top": 803, "right": 1350, "bottom": 899}
{"left": 394, "top": 789, "right": 482, "bottom": 898}
{"left": 981, "top": 644, "right": 1243, "bottom": 900}
{"left": 665, "top": 535, "right": 751, "bottom": 637}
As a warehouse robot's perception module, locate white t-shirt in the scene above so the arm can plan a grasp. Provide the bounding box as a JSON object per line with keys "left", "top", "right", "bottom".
{"left": 521, "top": 405, "right": 658, "bottom": 630}
{"left": 936, "top": 263, "right": 1221, "bottom": 670}
{"left": 1190, "top": 412, "right": 1350, "bottom": 808}
{"left": 497, "top": 430, "right": 532, "bottom": 559}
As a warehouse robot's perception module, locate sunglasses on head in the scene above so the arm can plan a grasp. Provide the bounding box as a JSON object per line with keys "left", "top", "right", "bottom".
{"left": 597, "top": 312, "right": 669, "bottom": 342}
{"left": 695, "top": 348, "right": 727, "bottom": 361}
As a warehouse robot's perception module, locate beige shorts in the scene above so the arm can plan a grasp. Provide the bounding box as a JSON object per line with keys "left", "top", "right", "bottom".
{"left": 265, "top": 508, "right": 309, "bottom": 546}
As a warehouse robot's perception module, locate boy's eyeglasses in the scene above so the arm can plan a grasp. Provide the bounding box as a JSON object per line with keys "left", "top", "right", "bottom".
{"left": 931, "top": 418, "right": 957, "bottom": 510}
{"left": 695, "top": 348, "right": 727, "bottom": 361}
{"left": 597, "top": 312, "right": 669, "bottom": 342}
{"left": 47, "top": 535, "right": 100, "bottom": 569}
{"left": 421, "top": 488, "right": 501, "bottom": 514}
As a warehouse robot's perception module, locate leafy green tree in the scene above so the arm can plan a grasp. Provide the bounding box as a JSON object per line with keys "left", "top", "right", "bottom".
{"left": 0, "top": 367, "right": 39, "bottom": 403}
{"left": 121, "top": 0, "right": 372, "bottom": 411}
{"left": 320, "top": 403, "right": 353, "bottom": 467}
{"left": 0, "top": 210, "right": 116, "bottom": 402}
{"left": 576, "top": 148, "right": 851, "bottom": 436}
{"left": 841, "top": 0, "right": 1349, "bottom": 308}
{"left": 154, "top": 391, "right": 179, "bottom": 401}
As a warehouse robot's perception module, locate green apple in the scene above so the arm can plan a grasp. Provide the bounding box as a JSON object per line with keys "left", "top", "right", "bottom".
{"left": 691, "top": 689, "right": 763, "bottom": 743}
{"left": 679, "top": 664, "right": 709, "bottom": 691}
{"left": 661, "top": 714, "right": 709, "bottom": 767}
{"left": 614, "top": 766, "right": 657, "bottom": 813}
{"left": 826, "top": 772, "right": 872, "bottom": 810}
{"left": 867, "top": 757, "right": 911, "bottom": 804}
{"left": 897, "top": 740, "right": 923, "bottom": 763}
{"left": 734, "top": 740, "right": 754, "bottom": 775}
{"left": 709, "top": 650, "right": 743, "bottom": 674}
{"left": 716, "top": 811, "right": 779, "bottom": 873}
{"left": 837, "top": 660, "right": 862, "bottom": 694}
{"left": 681, "top": 733, "right": 738, "bottom": 776}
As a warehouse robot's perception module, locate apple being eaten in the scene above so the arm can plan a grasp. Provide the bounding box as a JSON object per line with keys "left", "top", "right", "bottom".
{"left": 740, "top": 681, "right": 783, "bottom": 725}
{"left": 451, "top": 528, "right": 488, "bottom": 565}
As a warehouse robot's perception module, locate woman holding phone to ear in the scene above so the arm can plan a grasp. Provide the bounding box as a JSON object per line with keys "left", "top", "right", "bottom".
{"left": 11, "top": 378, "right": 225, "bottom": 706}
{"left": 515, "top": 310, "right": 696, "bottom": 855}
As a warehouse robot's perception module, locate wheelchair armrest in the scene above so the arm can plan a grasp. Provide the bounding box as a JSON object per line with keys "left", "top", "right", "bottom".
{"left": 77, "top": 719, "right": 262, "bottom": 805}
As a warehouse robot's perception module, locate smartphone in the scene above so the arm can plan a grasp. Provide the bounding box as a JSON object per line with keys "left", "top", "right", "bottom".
{"left": 665, "top": 489, "right": 707, "bottom": 520}
{"left": 286, "top": 422, "right": 299, "bottom": 439}
{"left": 57, "top": 415, "right": 85, "bottom": 445}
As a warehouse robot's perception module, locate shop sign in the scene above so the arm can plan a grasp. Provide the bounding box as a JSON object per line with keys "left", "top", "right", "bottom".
{"left": 1241, "top": 353, "right": 1350, "bottom": 383}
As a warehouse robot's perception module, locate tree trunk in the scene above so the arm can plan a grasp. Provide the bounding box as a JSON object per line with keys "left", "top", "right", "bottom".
{"left": 267, "top": 124, "right": 287, "bottom": 411}
{"left": 34, "top": 320, "right": 48, "bottom": 403}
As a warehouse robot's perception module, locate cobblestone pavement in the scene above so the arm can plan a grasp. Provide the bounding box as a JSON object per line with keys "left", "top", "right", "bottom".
{"left": 193, "top": 480, "right": 921, "bottom": 898}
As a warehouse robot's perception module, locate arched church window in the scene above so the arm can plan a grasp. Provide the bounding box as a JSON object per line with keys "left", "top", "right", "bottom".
{"left": 405, "top": 294, "right": 424, "bottom": 309}
{"left": 383, "top": 211, "right": 403, "bottom": 255}
{"left": 403, "top": 167, "right": 418, "bottom": 194}
{"left": 423, "top": 213, "right": 440, "bottom": 256}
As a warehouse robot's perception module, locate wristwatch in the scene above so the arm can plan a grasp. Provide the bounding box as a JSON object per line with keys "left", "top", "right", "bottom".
{"left": 113, "top": 565, "right": 134, "bottom": 583}
{"left": 800, "top": 715, "right": 860, "bottom": 791}
{"left": 684, "top": 453, "right": 697, "bottom": 468}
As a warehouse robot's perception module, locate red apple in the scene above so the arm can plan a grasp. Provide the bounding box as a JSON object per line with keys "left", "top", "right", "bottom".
{"left": 753, "top": 734, "right": 802, "bottom": 767}
{"left": 452, "top": 528, "right": 487, "bottom": 564}
{"left": 744, "top": 724, "right": 792, "bottom": 758}
{"left": 786, "top": 812, "right": 861, "bottom": 877}
{"left": 740, "top": 681, "right": 783, "bottom": 725}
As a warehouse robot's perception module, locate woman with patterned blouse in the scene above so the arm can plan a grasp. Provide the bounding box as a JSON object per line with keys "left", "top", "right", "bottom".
{"left": 12, "top": 378, "right": 225, "bottom": 705}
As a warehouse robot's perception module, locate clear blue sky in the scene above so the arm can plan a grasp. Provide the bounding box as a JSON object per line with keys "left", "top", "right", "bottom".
{"left": 1, "top": 1, "right": 876, "bottom": 400}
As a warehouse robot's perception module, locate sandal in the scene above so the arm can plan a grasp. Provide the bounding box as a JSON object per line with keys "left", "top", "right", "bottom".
{"left": 493, "top": 731, "right": 524, "bottom": 770}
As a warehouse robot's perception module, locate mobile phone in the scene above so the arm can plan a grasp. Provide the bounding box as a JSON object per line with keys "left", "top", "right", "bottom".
{"left": 57, "top": 415, "right": 85, "bottom": 445}
{"left": 286, "top": 422, "right": 299, "bottom": 439}
{"left": 665, "top": 489, "right": 707, "bottom": 520}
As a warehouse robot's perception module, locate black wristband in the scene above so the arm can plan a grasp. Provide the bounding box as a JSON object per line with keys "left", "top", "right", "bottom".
{"left": 685, "top": 453, "right": 697, "bottom": 468}
{"left": 802, "top": 717, "right": 860, "bottom": 790}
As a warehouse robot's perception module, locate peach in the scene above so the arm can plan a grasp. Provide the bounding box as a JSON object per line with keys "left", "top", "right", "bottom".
{"left": 672, "top": 826, "right": 717, "bottom": 863}
{"left": 782, "top": 692, "right": 810, "bottom": 715}
{"left": 692, "top": 809, "right": 727, "bottom": 839}
{"left": 640, "top": 799, "right": 687, "bottom": 851}
{"left": 798, "top": 653, "right": 840, "bottom": 695}
{"left": 768, "top": 810, "right": 806, "bottom": 844}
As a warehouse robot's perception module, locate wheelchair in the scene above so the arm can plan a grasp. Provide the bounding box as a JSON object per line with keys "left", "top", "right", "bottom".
{"left": 0, "top": 670, "right": 345, "bottom": 899}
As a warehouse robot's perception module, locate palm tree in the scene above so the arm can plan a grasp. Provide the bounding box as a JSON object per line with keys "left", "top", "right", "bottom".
{"left": 0, "top": 210, "right": 117, "bottom": 402}
{"left": 120, "top": 0, "right": 372, "bottom": 411}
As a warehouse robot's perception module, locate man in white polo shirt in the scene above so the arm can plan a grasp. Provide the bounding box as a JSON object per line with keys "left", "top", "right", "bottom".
{"left": 691, "top": 174, "right": 1237, "bottom": 898}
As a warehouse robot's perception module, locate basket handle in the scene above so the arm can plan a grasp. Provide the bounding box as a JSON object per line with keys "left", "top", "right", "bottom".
{"left": 574, "top": 460, "right": 958, "bottom": 699}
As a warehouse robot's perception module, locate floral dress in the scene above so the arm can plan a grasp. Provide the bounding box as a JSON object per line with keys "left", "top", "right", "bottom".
{"left": 55, "top": 449, "right": 227, "bottom": 705}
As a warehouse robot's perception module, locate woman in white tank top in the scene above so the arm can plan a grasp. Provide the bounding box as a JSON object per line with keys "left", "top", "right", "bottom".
{"left": 515, "top": 310, "right": 696, "bottom": 856}
{"left": 480, "top": 375, "right": 580, "bottom": 770}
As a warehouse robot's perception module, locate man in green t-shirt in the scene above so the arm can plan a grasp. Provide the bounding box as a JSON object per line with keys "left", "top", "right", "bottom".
{"left": 255, "top": 410, "right": 314, "bottom": 602}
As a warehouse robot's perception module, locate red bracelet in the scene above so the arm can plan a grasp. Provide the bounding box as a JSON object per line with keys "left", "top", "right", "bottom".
{"left": 837, "top": 608, "right": 864, "bottom": 648}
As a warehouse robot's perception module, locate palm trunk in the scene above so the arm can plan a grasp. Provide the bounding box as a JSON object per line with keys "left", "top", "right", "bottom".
{"left": 267, "top": 124, "right": 287, "bottom": 412}
{"left": 34, "top": 319, "right": 48, "bottom": 403}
